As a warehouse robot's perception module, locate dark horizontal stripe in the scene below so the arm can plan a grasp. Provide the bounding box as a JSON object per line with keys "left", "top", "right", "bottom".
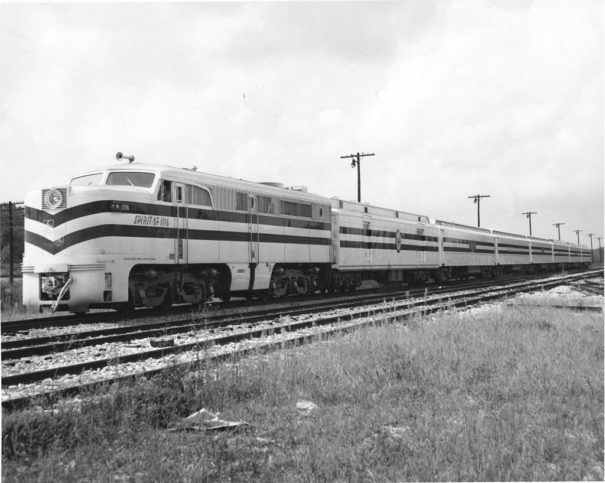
{"left": 444, "top": 247, "right": 494, "bottom": 254}
{"left": 339, "top": 226, "right": 439, "bottom": 243}
{"left": 498, "top": 250, "right": 530, "bottom": 255}
{"left": 25, "top": 226, "right": 331, "bottom": 255}
{"left": 26, "top": 201, "right": 330, "bottom": 231}
{"left": 442, "top": 238, "right": 494, "bottom": 247}
{"left": 340, "top": 240, "right": 439, "bottom": 252}
{"left": 498, "top": 243, "right": 530, "bottom": 249}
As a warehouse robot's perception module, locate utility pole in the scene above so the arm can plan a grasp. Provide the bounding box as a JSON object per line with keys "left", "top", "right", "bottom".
{"left": 553, "top": 222, "right": 565, "bottom": 241}
{"left": 598, "top": 237, "right": 602, "bottom": 263}
{"left": 8, "top": 201, "right": 14, "bottom": 286}
{"left": 467, "top": 194, "right": 490, "bottom": 227}
{"left": 587, "top": 233, "right": 594, "bottom": 264}
{"left": 573, "top": 229, "right": 582, "bottom": 244}
{"left": 340, "top": 152, "right": 375, "bottom": 203}
{"left": 522, "top": 211, "right": 537, "bottom": 236}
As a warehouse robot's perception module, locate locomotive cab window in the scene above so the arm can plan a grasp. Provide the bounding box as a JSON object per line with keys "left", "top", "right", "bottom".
{"left": 71, "top": 173, "right": 103, "bottom": 186}
{"left": 157, "top": 180, "right": 172, "bottom": 202}
{"left": 176, "top": 185, "right": 184, "bottom": 203}
{"left": 106, "top": 171, "right": 155, "bottom": 188}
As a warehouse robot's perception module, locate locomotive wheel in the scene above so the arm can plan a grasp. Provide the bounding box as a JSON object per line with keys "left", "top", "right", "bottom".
{"left": 191, "top": 282, "right": 207, "bottom": 310}
{"left": 272, "top": 279, "right": 289, "bottom": 298}
{"left": 296, "top": 277, "right": 310, "bottom": 295}
{"left": 160, "top": 285, "right": 172, "bottom": 311}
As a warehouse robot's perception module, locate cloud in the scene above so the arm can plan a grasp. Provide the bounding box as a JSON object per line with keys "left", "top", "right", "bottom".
{"left": 220, "top": 2, "right": 444, "bottom": 65}
{"left": 0, "top": 1, "right": 601, "bottom": 241}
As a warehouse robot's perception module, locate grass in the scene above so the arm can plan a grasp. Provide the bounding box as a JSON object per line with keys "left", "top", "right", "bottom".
{"left": 2, "top": 305, "right": 603, "bottom": 481}
{"left": 0, "top": 277, "right": 34, "bottom": 320}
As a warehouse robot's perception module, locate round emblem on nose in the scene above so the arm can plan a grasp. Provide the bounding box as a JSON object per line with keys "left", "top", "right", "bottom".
{"left": 395, "top": 229, "right": 402, "bottom": 253}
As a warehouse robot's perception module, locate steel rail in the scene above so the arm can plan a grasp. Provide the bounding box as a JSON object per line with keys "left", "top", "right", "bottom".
{"left": 3, "top": 268, "right": 597, "bottom": 334}
{"left": 2, "top": 272, "right": 599, "bottom": 397}
{"left": 2, "top": 272, "right": 596, "bottom": 360}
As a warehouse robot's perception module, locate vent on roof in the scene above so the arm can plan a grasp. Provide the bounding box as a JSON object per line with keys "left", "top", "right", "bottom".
{"left": 260, "top": 182, "right": 285, "bottom": 189}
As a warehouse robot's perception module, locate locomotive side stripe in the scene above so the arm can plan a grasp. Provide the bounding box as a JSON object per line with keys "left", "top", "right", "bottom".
{"left": 340, "top": 226, "right": 439, "bottom": 242}
{"left": 442, "top": 238, "right": 495, "bottom": 247}
{"left": 25, "top": 225, "right": 331, "bottom": 255}
{"left": 340, "top": 240, "right": 439, "bottom": 252}
{"left": 25, "top": 202, "right": 331, "bottom": 231}
{"left": 443, "top": 247, "right": 494, "bottom": 254}
{"left": 497, "top": 243, "right": 531, "bottom": 249}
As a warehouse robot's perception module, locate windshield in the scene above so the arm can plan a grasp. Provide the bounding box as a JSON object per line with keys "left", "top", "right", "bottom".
{"left": 70, "top": 173, "right": 103, "bottom": 186}
{"left": 106, "top": 171, "right": 155, "bottom": 187}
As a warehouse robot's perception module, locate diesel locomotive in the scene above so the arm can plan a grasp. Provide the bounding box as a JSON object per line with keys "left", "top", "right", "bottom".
{"left": 22, "top": 157, "right": 591, "bottom": 313}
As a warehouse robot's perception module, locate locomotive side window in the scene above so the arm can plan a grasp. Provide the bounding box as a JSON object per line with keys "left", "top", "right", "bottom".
{"left": 188, "top": 185, "right": 212, "bottom": 206}
{"left": 258, "top": 196, "right": 273, "bottom": 214}
{"left": 176, "top": 185, "right": 184, "bottom": 203}
{"left": 157, "top": 180, "right": 172, "bottom": 202}
{"left": 281, "top": 200, "right": 311, "bottom": 218}
{"left": 106, "top": 171, "right": 155, "bottom": 187}
{"left": 71, "top": 173, "right": 103, "bottom": 186}
{"left": 236, "top": 192, "right": 247, "bottom": 211}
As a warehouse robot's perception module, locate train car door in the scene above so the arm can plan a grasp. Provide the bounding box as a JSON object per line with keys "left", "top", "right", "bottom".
{"left": 416, "top": 227, "right": 426, "bottom": 263}
{"left": 362, "top": 218, "right": 371, "bottom": 262}
{"left": 248, "top": 194, "right": 259, "bottom": 264}
{"left": 174, "top": 183, "right": 188, "bottom": 265}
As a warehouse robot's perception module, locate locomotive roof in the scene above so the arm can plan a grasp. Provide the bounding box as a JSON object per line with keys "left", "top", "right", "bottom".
{"left": 73, "top": 162, "right": 331, "bottom": 204}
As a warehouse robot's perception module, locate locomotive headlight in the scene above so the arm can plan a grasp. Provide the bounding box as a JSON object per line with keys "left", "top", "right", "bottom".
{"left": 43, "top": 189, "right": 64, "bottom": 209}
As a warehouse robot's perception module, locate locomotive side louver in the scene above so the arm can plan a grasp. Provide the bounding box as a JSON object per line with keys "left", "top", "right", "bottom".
{"left": 42, "top": 188, "right": 67, "bottom": 209}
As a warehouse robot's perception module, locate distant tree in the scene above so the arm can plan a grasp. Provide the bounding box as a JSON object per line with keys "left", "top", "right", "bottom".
{"left": 0, "top": 204, "right": 24, "bottom": 278}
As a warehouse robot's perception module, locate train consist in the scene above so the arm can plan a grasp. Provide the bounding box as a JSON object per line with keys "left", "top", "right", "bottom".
{"left": 22, "top": 159, "right": 591, "bottom": 312}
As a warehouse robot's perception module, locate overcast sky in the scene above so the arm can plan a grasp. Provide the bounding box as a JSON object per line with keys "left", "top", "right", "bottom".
{"left": 1, "top": 1, "right": 603, "bottom": 245}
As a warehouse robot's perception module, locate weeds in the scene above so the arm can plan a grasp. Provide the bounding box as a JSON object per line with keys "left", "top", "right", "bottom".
{"left": 2, "top": 306, "right": 603, "bottom": 481}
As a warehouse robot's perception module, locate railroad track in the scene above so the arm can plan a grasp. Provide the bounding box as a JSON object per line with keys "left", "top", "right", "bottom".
{"left": 0, "top": 277, "right": 536, "bottom": 360}
{"left": 2, "top": 269, "right": 602, "bottom": 411}
{"left": 0, "top": 285, "right": 407, "bottom": 334}
{"left": 1, "top": 268, "right": 596, "bottom": 334}
{"left": 3, "top": 271, "right": 596, "bottom": 361}
{"left": 574, "top": 278, "right": 604, "bottom": 295}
